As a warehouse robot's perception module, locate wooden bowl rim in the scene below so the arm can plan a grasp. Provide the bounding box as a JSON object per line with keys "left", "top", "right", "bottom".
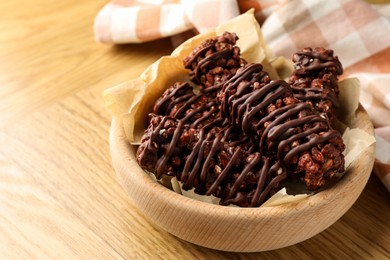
{"left": 110, "top": 105, "right": 375, "bottom": 219}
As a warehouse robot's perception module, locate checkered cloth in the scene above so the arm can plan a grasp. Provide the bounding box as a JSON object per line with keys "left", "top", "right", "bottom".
{"left": 94, "top": 0, "right": 390, "bottom": 191}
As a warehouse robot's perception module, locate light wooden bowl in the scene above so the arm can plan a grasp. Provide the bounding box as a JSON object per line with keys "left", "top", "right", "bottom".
{"left": 109, "top": 105, "right": 375, "bottom": 252}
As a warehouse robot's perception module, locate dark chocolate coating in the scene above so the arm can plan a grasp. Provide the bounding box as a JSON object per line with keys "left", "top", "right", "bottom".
{"left": 137, "top": 35, "right": 346, "bottom": 206}
{"left": 153, "top": 82, "right": 220, "bottom": 129}
{"left": 217, "top": 63, "right": 345, "bottom": 190}
{"left": 289, "top": 47, "right": 343, "bottom": 122}
{"left": 183, "top": 31, "right": 247, "bottom": 93}
{"left": 137, "top": 114, "right": 286, "bottom": 207}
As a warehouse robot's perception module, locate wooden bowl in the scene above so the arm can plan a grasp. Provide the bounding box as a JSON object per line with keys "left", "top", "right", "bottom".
{"left": 109, "top": 105, "right": 375, "bottom": 252}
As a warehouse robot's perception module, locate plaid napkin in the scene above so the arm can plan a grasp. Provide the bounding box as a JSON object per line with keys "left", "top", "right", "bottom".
{"left": 94, "top": 0, "right": 390, "bottom": 191}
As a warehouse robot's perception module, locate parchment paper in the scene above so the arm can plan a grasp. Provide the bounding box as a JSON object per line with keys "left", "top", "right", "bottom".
{"left": 103, "top": 10, "right": 375, "bottom": 207}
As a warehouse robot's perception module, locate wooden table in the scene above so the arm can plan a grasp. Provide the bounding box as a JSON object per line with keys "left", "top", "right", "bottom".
{"left": 1, "top": 1, "right": 389, "bottom": 259}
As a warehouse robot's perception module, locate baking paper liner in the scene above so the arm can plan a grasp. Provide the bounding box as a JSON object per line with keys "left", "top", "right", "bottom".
{"left": 103, "top": 10, "right": 375, "bottom": 207}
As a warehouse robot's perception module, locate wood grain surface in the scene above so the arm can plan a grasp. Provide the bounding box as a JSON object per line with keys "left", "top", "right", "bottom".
{"left": 0, "top": 0, "right": 389, "bottom": 259}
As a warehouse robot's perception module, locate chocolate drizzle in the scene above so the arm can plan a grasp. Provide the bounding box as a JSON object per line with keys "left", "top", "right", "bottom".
{"left": 183, "top": 32, "right": 247, "bottom": 91}
{"left": 292, "top": 86, "right": 340, "bottom": 109}
{"left": 218, "top": 63, "right": 271, "bottom": 124}
{"left": 154, "top": 82, "right": 193, "bottom": 116}
{"left": 240, "top": 80, "right": 291, "bottom": 135}
{"left": 136, "top": 34, "right": 346, "bottom": 207}
{"left": 283, "top": 129, "right": 341, "bottom": 166}
{"left": 137, "top": 113, "right": 284, "bottom": 207}
{"left": 217, "top": 63, "right": 345, "bottom": 189}
{"left": 194, "top": 49, "right": 232, "bottom": 82}
{"left": 289, "top": 47, "right": 343, "bottom": 121}
{"left": 155, "top": 120, "right": 184, "bottom": 178}
{"left": 205, "top": 147, "right": 242, "bottom": 195}
{"left": 226, "top": 152, "right": 261, "bottom": 199}
{"left": 293, "top": 48, "right": 343, "bottom": 75}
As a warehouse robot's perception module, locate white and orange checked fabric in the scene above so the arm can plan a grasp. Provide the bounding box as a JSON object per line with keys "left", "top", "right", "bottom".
{"left": 94, "top": 0, "right": 390, "bottom": 191}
